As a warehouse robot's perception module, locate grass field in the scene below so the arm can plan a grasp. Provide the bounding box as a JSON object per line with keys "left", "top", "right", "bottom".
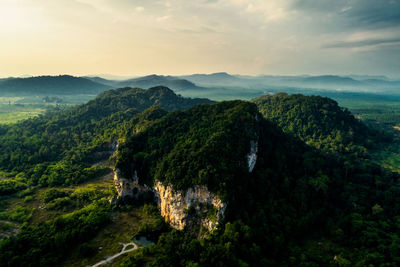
{"left": 0, "top": 103, "right": 46, "bottom": 124}
{"left": 0, "top": 109, "right": 44, "bottom": 124}
{"left": 0, "top": 97, "right": 47, "bottom": 124}
{"left": 336, "top": 98, "right": 400, "bottom": 126}
{"left": 0, "top": 95, "right": 96, "bottom": 125}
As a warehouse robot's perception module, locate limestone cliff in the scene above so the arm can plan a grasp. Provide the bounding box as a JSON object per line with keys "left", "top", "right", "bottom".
{"left": 113, "top": 137, "right": 258, "bottom": 231}
{"left": 113, "top": 168, "right": 151, "bottom": 200}
{"left": 247, "top": 140, "right": 258, "bottom": 173}
{"left": 153, "top": 181, "right": 226, "bottom": 231}
{"left": 151, "top": 137, "right": 258, "bottom": 231}
{"left": 113, "top": 168, "right": 226, "bottom": 232}
{"left": 113, "top": 136, "right": 258, "bottom": 232}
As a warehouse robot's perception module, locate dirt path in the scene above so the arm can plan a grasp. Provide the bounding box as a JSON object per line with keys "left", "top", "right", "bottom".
{"left": 91, "top": 242, "right": 138, "bottom": 267}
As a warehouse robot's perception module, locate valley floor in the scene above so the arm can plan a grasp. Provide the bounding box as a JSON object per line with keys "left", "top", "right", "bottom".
{"left": 0, "top": 168, "right": 159, "bottom": 267}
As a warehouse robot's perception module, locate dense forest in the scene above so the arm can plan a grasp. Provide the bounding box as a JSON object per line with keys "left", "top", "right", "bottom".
{"left": 116, "top": 100, "right": 400, "bottom": 266}
{"left": 117, "top": 101, "right": 260, "bottom": 198}
{"left": 252, "top": 93, "right": 381, "bottom": 155}
{"left": 0, "top": 86, "right": 212, "bottom": 190}
{"left": 0, "top": 87, "right": 399, "bottom": 266}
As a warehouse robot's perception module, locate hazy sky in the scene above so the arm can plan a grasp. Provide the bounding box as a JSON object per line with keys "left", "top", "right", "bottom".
{"left": 1, "top": 0, "right": 399, "bottom": 78}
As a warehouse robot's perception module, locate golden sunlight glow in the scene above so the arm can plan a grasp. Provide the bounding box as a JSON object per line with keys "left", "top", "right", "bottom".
{"left": 0, "top": 0, "right": 398, "bottom": 77}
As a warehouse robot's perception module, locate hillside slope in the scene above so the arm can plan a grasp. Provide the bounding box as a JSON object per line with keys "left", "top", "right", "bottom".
{"left": 0, "top": 86, "right": 214, "bottom": 177}
{"left": 0, "top": 93, "right": 399, "bottom": 266}
{"left": 0, "top": 75, "right": 110, "bottom": 95}
{"left": 117, "top": 101, "right": 260, "bottom": 198}
{"left": 115, "top": 100, "right": 400, "bottom": 266}
{"left": 252, "top": 93, "right": 377, "bottom": 154}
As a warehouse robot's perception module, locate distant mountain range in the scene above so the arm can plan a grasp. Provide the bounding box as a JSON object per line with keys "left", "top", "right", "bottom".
{"left": 0, "top": 75, "right": 202, "bottom": 96}
{"left": 84, "top": 74, "right": 204, "bottom": 91}
{"left": 179, "top": 72, "right": 240, "bottom": 86}
{"left": 183, "top": 73, "right": 400, "bottom": 89}
{"left": 0, "top": 73, "right": 399, "bottom": 98}
{"left": 300, "top": 75, "right": 364, "bottom": 86}
{"left": 0, "top": 75, "right": 110, "bottom": 95}
{"left": 116, "top": 75, "right": 201, "bottom": 91}
{"left": 178, "top": 72, "right": 400, "bottom": 91}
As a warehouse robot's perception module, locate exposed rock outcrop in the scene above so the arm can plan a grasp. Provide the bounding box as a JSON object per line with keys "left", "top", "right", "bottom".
{"left": 153, "top": 181, "right": 226, "bottom": 231}
{"left": 113, "top": 136, "right": 258, "bottom": 231}
{"left": 247, "top": 140, "right": 258, "bottom": 172}
{"left": 113, "top": 168, "right": 226, "bottom": 232}
{"left": 113, "top": 169, "right": 150, "bottom": 200}
{"left": 113, "top": 135, "right": 258, "bottom": 231}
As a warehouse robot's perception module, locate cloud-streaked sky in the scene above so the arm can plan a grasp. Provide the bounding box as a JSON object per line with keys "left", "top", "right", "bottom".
{"left": 1, "top": 0, "right": 399, "bottom": 78}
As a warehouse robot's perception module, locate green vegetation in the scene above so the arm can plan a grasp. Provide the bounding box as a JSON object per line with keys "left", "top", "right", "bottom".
{"left": 115, "top": 99, "right": 400, "bottom": 266}
{"left": 0, "top": 206, "right": 32, "bottom": 223}
{"left": 0, "top": 111, "right": 41, "bottom": 125}
{"left": 337, "top": 98, "right": 400, "bottom": 126}
{"left": 43, "top": 189, "right": 69, "bottom": 203}
{"left": 252, "top": 93, "right": 379, "bottom": 155}
{"left": 117, "top": 101, "right": 258, "bottom": 198}
{"left": 334, "top": 98, "right": 400, "bottom": 173}
{"left": 0, "top": 165, "right": 118, "bottom": 266}
{"left": 0, "top": 97, "right": 81, "bottom": 125}
{"left": 0, "top": 200, "right": 110, "bottom": 266}
{"left": 0, "top": 75, "right": 109, "bottom": 95}
{"left": 0, "top": 179, "right": 27, "bottom": 195}
{"left": 0, "top": 87, "right": 400, "bottom": 266}
{"left": 0, "top": 86, "right": 214, "bottom": 266}
{"left": 0, "top": 101, "right": 46, "bottom": 125}
{"left": 0, "top": 86, "right": 212, "bottom": 192}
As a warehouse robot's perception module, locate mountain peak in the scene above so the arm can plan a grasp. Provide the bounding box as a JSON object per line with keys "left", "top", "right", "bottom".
{"left": 146, "top": 85, "right": 176, "bottom": 95}
{"left": 210, "top": 72, "right": 231, "bottom": 76}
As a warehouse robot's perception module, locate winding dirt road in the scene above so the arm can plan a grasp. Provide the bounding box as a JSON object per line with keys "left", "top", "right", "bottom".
{"left": 92, "top": 242, "right": 138, "bottom": 267}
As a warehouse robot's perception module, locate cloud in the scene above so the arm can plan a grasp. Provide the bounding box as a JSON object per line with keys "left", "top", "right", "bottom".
{"left": 344, "top": 0, "right": 400, "bottom": 29}
{"left": 291, "top": 0, "right": 400, "bottom": 29}
{"left": 135, "top": 6, "right": 144, "bottom": 12}
{"left": 323, "top": 38, "right": 400, "bottom": 49}
{"left": 1, "top": 0, "right": 399, "bottom": 77}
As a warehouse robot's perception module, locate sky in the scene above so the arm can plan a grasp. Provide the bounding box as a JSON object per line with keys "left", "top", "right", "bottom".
{"left": 0, "top": 0, "right": 399, "bottom": 78}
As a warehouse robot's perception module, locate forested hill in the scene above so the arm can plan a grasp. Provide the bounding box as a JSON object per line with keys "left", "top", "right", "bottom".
{"left": 0, "top": 86, "right": 214, "bottom": 179}
{"left": 252, "top": 93, "right": 377, "bottom": 154}
{"left": 117, "top": 101, "right": 261, "bottom": 198}
{"left": 115, "top": 100, "right": 400, "bottom": 266}
{"left": 88, "top": 86, "right": 214, "bottom": 114}
{"left": 0, "top": 75, "right": 110, "bottom": 95}
{"left": 117, "top": 75, "right": 201, "bottom": 91}
{"left": 0, "top": 91, "right": 399, "bottom": 266}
